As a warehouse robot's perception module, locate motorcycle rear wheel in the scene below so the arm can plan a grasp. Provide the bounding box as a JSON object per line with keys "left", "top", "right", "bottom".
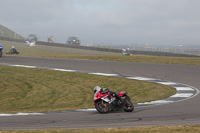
{"left": 95, "top": 101, "right": 110, "bottom": 113}
{"left": 123, "top": 100, "right": 134, "bottom": 112}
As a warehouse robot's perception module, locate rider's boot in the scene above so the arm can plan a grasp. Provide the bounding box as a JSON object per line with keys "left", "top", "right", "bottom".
{"left": 118, "top": 97, "right": 124, "bottom": 108}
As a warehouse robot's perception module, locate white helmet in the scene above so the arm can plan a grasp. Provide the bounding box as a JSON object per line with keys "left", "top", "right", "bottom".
{"left": 94, "top": 86, "right": 101, "bottom": 93}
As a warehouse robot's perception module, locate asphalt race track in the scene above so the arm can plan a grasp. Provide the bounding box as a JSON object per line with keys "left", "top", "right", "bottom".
{"left": 0, "top": 56, "right": 200, "bottom": 130}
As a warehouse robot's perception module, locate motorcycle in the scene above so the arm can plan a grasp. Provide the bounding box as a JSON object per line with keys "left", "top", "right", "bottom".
{"left": 94, "top": 90, "right": 134, "bottom": 113}
{"left": 0, "top": 45, "right": 2, "bottom": 57}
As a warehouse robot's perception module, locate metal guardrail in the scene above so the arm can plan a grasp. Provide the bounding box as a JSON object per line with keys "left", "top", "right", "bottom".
{"left": 0, "top": 36, "right": 199, "bottom": 57}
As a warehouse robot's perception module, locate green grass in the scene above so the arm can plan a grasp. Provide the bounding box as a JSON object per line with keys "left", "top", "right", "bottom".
{"left": 1, "top": 40, "right": 119, "bottom": 56}
{"left": 1, "top": 40, "right": 200, "bottom": 66}
{"left": 0, "top": 65, "right": 175, "bottom": 113}
{"left": 0, "top": 125, "right": 200, "bottom": 133}
{"left": 62, "top": 55, "right": 200, "bottom": 66}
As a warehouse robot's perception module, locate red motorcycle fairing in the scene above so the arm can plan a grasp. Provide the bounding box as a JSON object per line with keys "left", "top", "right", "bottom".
{"left": 94, "top": 90, "right": 125, "bottom": 103}
{"left": 93, "top": 91, "right": 112, "bottom": 102}
{"left": 117, "top": 91, "right": 127, "bottom": 97}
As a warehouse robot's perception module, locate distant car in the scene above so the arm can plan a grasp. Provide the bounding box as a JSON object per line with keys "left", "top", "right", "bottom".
{"left": 27, "top": 34, "right": 38, "bottom": 42}
{"left": 0, "top": 45, "right": 3, "bottom": 57}
{"left": 66, "top": 36, "right": 80, "bottom": 45}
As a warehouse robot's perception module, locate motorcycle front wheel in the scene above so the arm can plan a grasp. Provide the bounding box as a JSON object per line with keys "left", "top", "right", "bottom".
{"left": 95, "top": 100, "right": 110, "bottom": 113}
{"left": 123, "top": 100, "right": 134, "bottom": 112}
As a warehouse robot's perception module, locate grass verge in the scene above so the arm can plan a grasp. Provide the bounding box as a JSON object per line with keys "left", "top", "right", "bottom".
{"left": 1, "top": 40, "right": 200, "bottom": 66}
{"left": 0, "top": 125, "right": 200, "bottom": 133}
{"left": 0, "top": 65, "right": 175, "bottom": 113}
{"left": 61, "top": 55, "right": 200, "bottom": 66}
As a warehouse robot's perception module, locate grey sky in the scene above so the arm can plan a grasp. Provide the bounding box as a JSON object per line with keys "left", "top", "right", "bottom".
{"left": 0, "top": 0, "right": 200, "bottom": 45}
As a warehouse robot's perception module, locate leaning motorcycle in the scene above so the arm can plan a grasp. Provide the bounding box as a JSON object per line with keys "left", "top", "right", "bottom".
{"left": 93, "top": 90, "right": 134, "bottom": 113}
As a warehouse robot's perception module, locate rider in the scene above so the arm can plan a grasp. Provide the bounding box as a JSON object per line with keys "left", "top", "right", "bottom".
{"left": 94, "top": 86, "right": 123, "bottom": 104}
{"left": 7, "top": 46, "right": 19, "bottom": 54}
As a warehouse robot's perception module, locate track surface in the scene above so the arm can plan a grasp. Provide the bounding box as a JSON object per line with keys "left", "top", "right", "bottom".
{"left": 0, "top": 56, "right": 200, "bottom": 130}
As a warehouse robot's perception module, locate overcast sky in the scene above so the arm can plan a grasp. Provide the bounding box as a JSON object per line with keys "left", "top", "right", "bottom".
{"left": 0, "top": 0, "right": 200, "bottom": 46}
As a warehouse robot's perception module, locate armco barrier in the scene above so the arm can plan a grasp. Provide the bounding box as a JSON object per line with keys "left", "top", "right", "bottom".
{"left": 36, "top": 41, "right": 200, "bottom": 57}
{"left": 0, "top": 36, "right": 199, "bottom": 57}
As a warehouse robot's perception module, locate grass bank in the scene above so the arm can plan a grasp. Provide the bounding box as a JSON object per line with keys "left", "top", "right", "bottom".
{"left": 1, "top": 40, "right": 200, "bottom": 66}
{"left": 64, "top": 55, "right": 200, "bottom": 66}
{"left": 0, "top": 65, "right": 175, "bottom": 113}
{"left": 0, "top": 125, "right": 200, "bottom": 133}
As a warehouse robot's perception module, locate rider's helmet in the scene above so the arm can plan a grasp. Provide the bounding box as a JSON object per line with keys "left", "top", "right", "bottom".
{"left": 94, "top": 86, "right": 101, "bottom": 93}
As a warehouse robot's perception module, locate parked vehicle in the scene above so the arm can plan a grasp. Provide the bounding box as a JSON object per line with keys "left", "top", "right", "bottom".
{"left": 27, "top": 34, "right": 38, "bottom": 42}
{"left": 94, "top": 89, "right": 134, "bottom": 113}
{"left": 0, "top": 45, "right": 3, "bottom": 57}
{"left": 66, "top": 36, "right": 80, "bottom": 45}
